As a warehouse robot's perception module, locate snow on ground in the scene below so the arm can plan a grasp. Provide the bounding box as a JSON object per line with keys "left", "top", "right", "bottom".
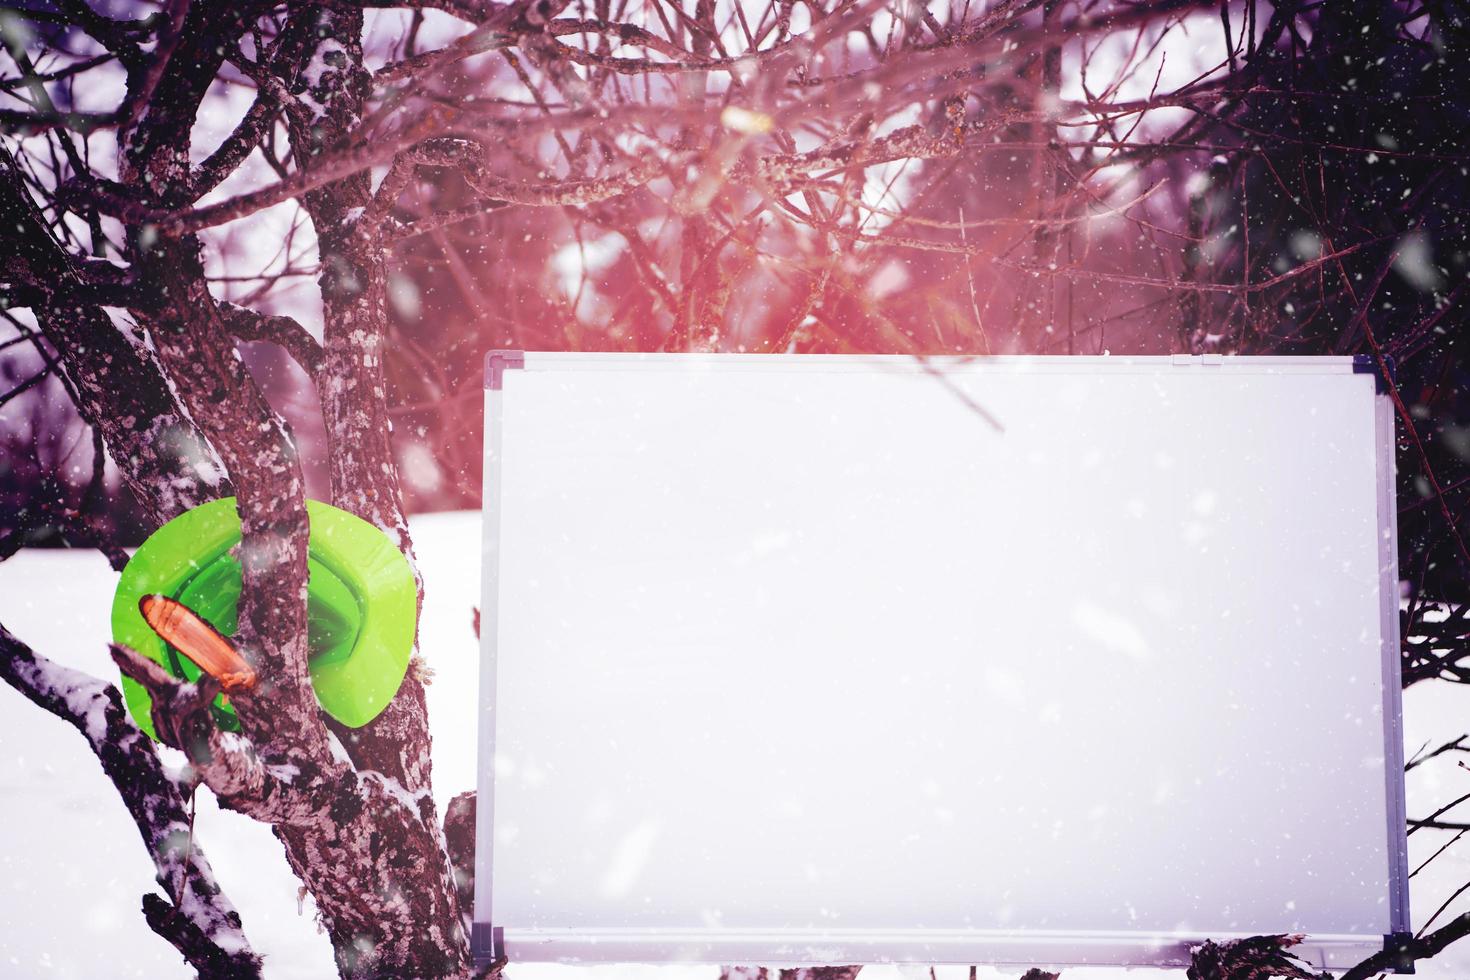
{"left": 1, "top": 510, "right": 1469, "bottom": 978}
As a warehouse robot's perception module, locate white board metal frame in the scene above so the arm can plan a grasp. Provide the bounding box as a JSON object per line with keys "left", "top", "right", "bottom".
{"left": 474, "top": 352, "right": 1410, "bottom": 972}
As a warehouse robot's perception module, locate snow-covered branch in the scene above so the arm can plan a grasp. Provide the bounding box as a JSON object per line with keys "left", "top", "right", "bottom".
{"left": 0, "top": 623, "right": 261, "bottom": 978}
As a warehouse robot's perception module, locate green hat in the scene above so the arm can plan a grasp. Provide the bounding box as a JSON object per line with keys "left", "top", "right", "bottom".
{"left": 111, "top": 497, "right": 417, "bottom": 737}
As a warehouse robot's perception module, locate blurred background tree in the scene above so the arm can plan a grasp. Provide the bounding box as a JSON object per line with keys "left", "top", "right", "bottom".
{"left": 4, "top": 2, "right": 1466, "bottom": 594}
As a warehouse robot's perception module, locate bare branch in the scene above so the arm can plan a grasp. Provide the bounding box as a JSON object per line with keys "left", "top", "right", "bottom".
{"left": 217, "top": 302, "right": 324, "bottom": 376}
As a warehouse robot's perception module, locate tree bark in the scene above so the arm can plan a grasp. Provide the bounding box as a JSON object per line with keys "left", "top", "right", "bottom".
{"left": 0, "top": 153, "right": 229, "bottom": 521}
{"left": 101, "top": 5, "right": 469, "bottom": 974}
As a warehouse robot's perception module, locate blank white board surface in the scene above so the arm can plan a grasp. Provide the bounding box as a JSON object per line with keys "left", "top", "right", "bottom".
{"left": 475, "top": 353, "right": 1407, "bottom": 971}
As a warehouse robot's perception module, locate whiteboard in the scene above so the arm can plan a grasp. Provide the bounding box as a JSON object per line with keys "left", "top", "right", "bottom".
{"left": 474, "top": 353, "right": 1407, "bottom": 971}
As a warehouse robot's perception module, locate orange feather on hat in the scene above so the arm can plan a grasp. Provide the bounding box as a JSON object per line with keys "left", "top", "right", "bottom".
{"left": 138, "top": 594, "right": 258, "bottom": 692}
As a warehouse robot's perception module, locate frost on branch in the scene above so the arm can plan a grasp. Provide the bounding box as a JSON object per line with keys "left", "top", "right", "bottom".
{"left": 0, "top": 623, "right": 260, "bottom": 978}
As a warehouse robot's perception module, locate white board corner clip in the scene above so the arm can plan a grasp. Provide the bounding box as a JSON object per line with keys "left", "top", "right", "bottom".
{"left": 1382, "top": 932, "right": 1416, "bottom": 974}
{"left": 471, "top": 923, "right": 505, "bottom": 970}
{"left": 1354, "top": 353, "right": 1397, "bottom": 395}
{"left": 486, "top": 350, "right": 526, "bottom": 390}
